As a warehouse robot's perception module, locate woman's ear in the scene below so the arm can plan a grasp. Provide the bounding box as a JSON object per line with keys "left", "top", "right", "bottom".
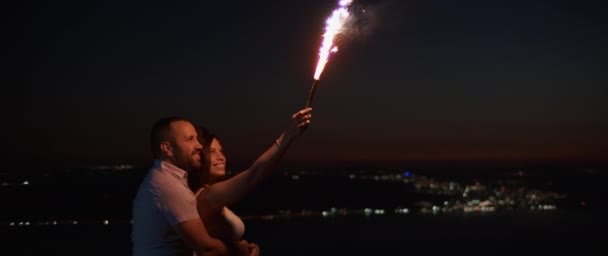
{"left": 160, "top": 141, "right": 173, "bottom": 157}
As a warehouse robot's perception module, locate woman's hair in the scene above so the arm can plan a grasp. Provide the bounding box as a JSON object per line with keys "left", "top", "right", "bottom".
{"left": 188, "top": 125, "right": 218, "bottom": 191}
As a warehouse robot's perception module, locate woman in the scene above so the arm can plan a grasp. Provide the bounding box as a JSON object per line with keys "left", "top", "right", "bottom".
{"left": 189, "top": 108, "right": 312, "bottom": 255}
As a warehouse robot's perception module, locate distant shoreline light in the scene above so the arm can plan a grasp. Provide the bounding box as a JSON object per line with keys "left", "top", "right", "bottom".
{"left": 3, "top": 204, "right": 562, "bottom": 227}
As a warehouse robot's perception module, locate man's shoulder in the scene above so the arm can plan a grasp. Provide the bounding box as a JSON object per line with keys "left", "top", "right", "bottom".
{"left": 147, "top": 167, "right": 179, "bottom": 187}
{"left": 150, "top": 166, "right": 192, "bottom": 193}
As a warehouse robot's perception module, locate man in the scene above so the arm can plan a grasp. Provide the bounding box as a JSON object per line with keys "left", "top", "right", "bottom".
{"left": 132, "top": 117, "right": 256, "bottom": 256}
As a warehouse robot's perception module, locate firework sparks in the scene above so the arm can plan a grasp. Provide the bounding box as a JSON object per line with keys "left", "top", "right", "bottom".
{"left": 313, "top": 0, "right": 353, "bottom": 80}
{"left": 306, "top": 0, "right": 353, "bottom": 108}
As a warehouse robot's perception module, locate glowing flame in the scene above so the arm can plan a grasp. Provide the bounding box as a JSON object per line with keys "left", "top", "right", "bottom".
{"left": 313, "top": 0, "right": 352, "bottom": 80}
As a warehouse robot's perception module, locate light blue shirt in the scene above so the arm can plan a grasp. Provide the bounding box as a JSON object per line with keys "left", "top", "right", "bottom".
{"left": 132, "top": 160, "right": 199, "bottom": 256}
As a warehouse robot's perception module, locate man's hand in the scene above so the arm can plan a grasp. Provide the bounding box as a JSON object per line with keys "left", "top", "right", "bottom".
{"left": 231, "top": 240, "right": 259, "bottom": 256}
{"left": 247, "top": 242, "right": 259, "bottom": 256}
{"left": 232, "top": 240, "right": 253, "bottom": 256}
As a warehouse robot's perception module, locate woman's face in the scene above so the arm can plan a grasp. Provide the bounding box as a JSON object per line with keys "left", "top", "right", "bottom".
{"left": 208, "top": 138, "right": 226, "bottom": 178}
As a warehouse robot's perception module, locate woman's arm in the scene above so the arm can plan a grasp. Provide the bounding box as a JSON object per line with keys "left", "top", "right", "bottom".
{"left": 204, "top": 108, "right": 312, "bottom": 210}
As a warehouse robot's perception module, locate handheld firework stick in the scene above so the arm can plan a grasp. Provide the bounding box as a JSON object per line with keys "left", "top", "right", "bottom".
{"left": 304, "top": 80, "right": 319, "bottom": 108}
{"left": 305, "top": 0, "right": 353, "bottom": 108}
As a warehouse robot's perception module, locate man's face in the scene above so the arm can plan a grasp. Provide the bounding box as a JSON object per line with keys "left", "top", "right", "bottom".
{"left": 166, "top": 120, "right": 203, "bottom": 172}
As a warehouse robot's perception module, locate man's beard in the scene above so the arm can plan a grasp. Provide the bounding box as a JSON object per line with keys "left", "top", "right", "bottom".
{"left": 174, "top": 152, "right": 200, "bottom": 172}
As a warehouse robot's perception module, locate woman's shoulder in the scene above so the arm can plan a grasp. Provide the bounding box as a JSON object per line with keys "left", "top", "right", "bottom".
{"left": 194, "top": 184, "right": 211, "bottom": 198}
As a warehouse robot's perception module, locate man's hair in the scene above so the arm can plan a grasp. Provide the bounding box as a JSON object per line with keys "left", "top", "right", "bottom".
{"left": 150, "top": 116, "right": 191, "bottom": 159}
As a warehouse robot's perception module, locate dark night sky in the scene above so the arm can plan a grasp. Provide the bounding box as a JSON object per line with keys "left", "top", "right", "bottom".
{"left": 6, "top": 0, "right": 608, "bottom": 170}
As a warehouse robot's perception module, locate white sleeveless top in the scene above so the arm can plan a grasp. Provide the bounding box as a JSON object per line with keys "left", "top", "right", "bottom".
{"left": 219, "top": 206, "right": 245, "bottom": 240}
{"left": 195, "top": 188, "right": 245, "bottom": 241}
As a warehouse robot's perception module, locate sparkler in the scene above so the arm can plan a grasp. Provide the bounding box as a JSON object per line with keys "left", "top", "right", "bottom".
{"left": 305, "top": 0, "right": 353, "bottom": 108}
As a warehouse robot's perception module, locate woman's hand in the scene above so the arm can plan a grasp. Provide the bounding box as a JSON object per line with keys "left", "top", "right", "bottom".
{"left": 285, "top": 108, "right": 312, "bottom": 139}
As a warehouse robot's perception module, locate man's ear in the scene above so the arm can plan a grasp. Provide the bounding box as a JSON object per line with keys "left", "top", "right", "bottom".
{"left": 160, "top": 141, "right": 173, "bottom": 157}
